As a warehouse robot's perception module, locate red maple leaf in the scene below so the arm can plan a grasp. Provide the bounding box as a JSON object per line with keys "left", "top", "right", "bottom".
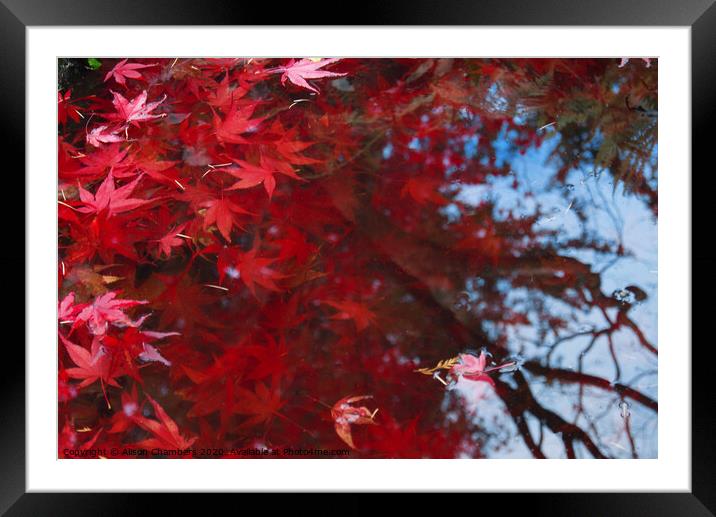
{"left": 220, "top": 247, "right": 286, "bottom": 296}
{"left": 134, "top": 394, "right": 197, "bottom": 450}
{"left": 206, "top": 72, "right": 249, "bottom": 110}
{"left": 234, "top": 381, "right": 285, "bottom": 428}
{"left": 70, "top": 144, "right": 132, "bottom": 180}
{"left": 260, "top": 293, "right": 308, "bottom": 330}
{"left": 225, "top": 157, "right": 303, "bottom": 200}
{"left": 156, "top": 222, "right": 189, "bottom": 258}
{"left": 199, "top": 196, "right": 251, "bottom": 242}
{"left": 66, "top": 212, "right": 148, "bottom": 263}
{"left": 58, "top": 90, "right": 83, "bottom": 125}
{"left": 126, "top": 155, "right": 179, "bottom": 183}
{"left": 108, "top": 384, "right": 141, "bottom": 434}
{"left": 212, "top": 101, "right": 264, "bottom": 144}
{"left": 62, "top": 335, "right": 123, "bottom": 407}
{"left": 273, "top": 58, "right": 347, "bottom": 93}
{"left": 272, "top": 226, "right": 316, "bottom": 265}
{"left": 243, "top": 334, "right": 289, "bottom": 383}
{"left": 104, "top": 59, "right": 157, "bottom": 87}
{"left": 267, "top": 121, "right": 321, "bottom": 166}
{"left": 322, "top": 300, "right": 377, "bottom": 332}
{"left": 76, "top": 171, "right": 150, "bottom": 217}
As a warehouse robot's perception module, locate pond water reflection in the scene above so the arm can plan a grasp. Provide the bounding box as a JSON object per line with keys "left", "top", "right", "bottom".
{"left": 58, "top": 58, "right": 657, "bottom": 459}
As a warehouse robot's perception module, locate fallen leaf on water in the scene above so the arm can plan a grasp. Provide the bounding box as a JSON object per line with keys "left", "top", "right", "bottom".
{"left": 331, "top": 395, "right": 378, "bottom": 449}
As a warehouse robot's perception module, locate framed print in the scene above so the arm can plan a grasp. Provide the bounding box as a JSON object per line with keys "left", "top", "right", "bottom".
{"left": 3, "top": 0, "right": 713, "bottom": 514}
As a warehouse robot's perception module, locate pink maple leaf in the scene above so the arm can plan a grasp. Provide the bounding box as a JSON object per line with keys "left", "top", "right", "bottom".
{"left": 331, "top": 395, "right": 378, "bottom": 449}
{"left": 63, "top": 335, "right": 120, "bottom": 389}
{"left": 107, "top": 90, "right": 167, "bottom": 126}
{"left": 449, "top": 351, "right": 517, "bottom": 386}
{"left": 273, "top": 58, "right": 347, "bottom": 94}
{"left": 618, "top": 58, "right": 652, "bottom": 68}
{"left": 104, "top": 59, "right": 157, "bottom": 87}
{"left": 73, "top": 291, "right": 148, "bottom": 335}
{"left": 61, "top": 334, "right": 124, "bottom": 408}
{"left": 86, "top": 124, "right": 124, "bottom": 147}
{"left": 138, "top": 343, "right": 172, "bottom": 367}
{"left": 58, "top": 292, "right": 86, "bottom": 323}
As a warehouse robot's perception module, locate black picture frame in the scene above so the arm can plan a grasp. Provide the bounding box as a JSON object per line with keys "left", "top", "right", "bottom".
{"left": 2, "top": 1, "right": 711, "bottom": 514}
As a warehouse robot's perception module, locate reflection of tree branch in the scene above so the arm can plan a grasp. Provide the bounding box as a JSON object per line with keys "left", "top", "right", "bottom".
{"left": 624, "top": 413, "right": 639, "bottom": 459}
{"left": 616, "top": 311, "right": 658, "bottom": 355}
{"left": 595, "top": 306, "right": 623, "bottom": 381}
{"left": 325, "top": 195, "right": 553, "bottom": 456}
{"left": 373, "top": 246, "right": 557, "bottom": 458}
{"left": 515, "top": 380, "right": 607, "bottom": 460}
{"left": 321, "top": 165, "right": 644, "bottom": 459}
{"left": 496, "top": 372, "right": 607, "bottom": 458}
{"left": 504, "top": 252, "right": 658, "bottom": 357}
{"left": 523, "top": 361, "right": 657, "bottom": 411}
{"left": 506, "top": 410, "right": 546, "bottom": 459}
{"left": 564, "top": 435, "right": 576, "bottom": 458}
{"left": 545, "top": 327, "right": 604, "bottom": 365}
{"left": 363, "top": 230, "right": 615, "bottom": 457}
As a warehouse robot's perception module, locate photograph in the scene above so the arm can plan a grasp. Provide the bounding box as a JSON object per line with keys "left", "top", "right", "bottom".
{"left": 57, "top": 57, "right": 659, "bottom": 460}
